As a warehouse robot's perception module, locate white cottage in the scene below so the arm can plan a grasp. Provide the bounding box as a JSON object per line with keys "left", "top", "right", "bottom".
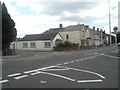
{"left": 10, "top": 32, "right": 63, "bottom": 51}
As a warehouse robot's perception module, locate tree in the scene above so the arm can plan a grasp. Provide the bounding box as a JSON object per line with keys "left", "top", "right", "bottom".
{"left": 2, "top": 2, "right": 17, "bottom": 55}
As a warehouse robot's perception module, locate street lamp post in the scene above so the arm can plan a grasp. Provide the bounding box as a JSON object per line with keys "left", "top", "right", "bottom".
{"left": 113, "top": 26, "right": 118, "bottom": 54}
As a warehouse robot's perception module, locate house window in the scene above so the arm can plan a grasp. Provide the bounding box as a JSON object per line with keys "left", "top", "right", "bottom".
{"left": 23, "top": 43, "right": 28, "bottom": 48}
{"left": 30, "top": 42, "right": 36, "bottom": 48}
{"left": 45, "top": 42, "right": 51, "bottom": 48}
{"left": 66, "top": 34, "right": 69, "bottom": 40}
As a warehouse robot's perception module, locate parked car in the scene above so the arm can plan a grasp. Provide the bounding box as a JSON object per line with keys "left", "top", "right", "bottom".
{"left": 118, "top": 42, "right": 120, "bottom": 46}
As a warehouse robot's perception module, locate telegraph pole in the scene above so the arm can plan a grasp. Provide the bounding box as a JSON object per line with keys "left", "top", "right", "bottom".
{"left": 109, "top": 0, "right": 112, "bottom": 45}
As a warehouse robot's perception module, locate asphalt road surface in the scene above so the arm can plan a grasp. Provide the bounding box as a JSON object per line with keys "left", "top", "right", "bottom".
{"left": 1, "top": 44, "right": 119, "bottom": 89}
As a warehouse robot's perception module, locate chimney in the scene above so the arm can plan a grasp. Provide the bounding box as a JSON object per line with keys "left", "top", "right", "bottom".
{"left": 97, "top": 28, "right": 99, "bottom": 31}
{"left": 59, "top": 24, "right": 63, "bottom": 29}
{"left": 93, "top": 26, "right": 95, "bottom": 30}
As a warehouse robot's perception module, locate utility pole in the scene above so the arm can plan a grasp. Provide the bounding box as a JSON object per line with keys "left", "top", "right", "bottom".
{"left": 109, "top": 0, "right": 112, "bottom": 46}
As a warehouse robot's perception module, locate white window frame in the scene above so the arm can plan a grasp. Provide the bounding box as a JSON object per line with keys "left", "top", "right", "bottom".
{"left": 23, "top": 43, "right": 28, "bottom": 48}
{"left": 44, "top": 42, "right": 51, "bottom": 48}
{"left": 30, "top": 42, "right": 36, "bottom": 48}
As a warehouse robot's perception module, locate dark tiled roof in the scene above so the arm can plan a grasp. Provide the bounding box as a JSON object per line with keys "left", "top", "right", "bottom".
{"left": 20, "top": 31, "right": 58, "bottom": 41}
{"left": 62, "top": 24, "right": 84, "bottom": 31}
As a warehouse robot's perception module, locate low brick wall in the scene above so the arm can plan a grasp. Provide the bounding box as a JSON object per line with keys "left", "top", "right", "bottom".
{"left": 80, "top": 45, "right": 96, "bottom": 49}
{"left": 53, "top": 46, "right": 79, "bottom": 51}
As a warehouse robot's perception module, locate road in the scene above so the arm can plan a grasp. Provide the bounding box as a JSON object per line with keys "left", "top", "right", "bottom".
{"left": 1, "top": 44, "right": 119, "bottom": 89}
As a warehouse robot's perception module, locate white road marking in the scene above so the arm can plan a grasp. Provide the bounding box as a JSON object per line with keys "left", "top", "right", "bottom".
{"left": 70, "top": 61, "right": 74, "bottom": 63}
{"left": 90, "top": 57, "right": 95, "bottom": 59}
{"left": 40, "top": 71, "right": 75, "bottom": 82}
{"left": 102, "top": 54, "right": 118, "bottom": 59}
{"left": 42, "top": 68, "right": 69, "bottom": 71}
{"left": 41, "top": 81, "right": 46, "bottom": 84}
{"left": 84, "top": 58, "right": 88, "bottom": 59}
{"left": 0, "top": 80, "right": 9, "bottom": 84}
{"left": 14, "top": 75, "right": 28, "bottom": 80}
{"left": 64, "top": 62, "right": 69, "bottom": 65}
{"left": 88, "top": 57, "right": 92, "bottom": 59}
{"left": 24, "top": 65, "right": 55, "bottom": 74}
{"left": 77, "top": 79, "right": 103, "bottom": 83}
{"left": 35, "top": 55, "right": 39, "bottom": 56}
{"left": 56, "top": 66, "right": 105, "bottom": 79}
{"left": 76, "top": 60, "right": 79, "bottom": 61}
{"left": 100, "top": 53, "right": 104, "bottom": 56}
{"left": 7, "top": 73, "right": 21, "bottom": 77}
{"left": 56, "top": 64, "right": 63, "bottom": 66}
{"left": 30, "top": 71, "right": 42, "bottom": 75}
{"left": 80, "top": 59, "right": 84, "bottom": 60}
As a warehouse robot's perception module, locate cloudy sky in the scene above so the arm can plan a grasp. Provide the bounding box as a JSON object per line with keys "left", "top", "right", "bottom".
{"left": 1, "top": 0, "right": 119, "bottom": 37}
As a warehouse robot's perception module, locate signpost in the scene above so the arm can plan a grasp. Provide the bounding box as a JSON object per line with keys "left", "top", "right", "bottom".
{"left": 113, "top": 26, "right": 118, "bottom": 54}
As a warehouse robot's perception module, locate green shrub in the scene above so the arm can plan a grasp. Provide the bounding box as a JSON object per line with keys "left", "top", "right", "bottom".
{"left": 73, "top": 43, "right": 79, "bottom": 46}
{"left": 56, "top": 41, "right": 79, "bottom": 47}
{"left": 56, "top": 42, "right": 65, "bottom": 47}
{"left": 64, "top": 40, "right": 73, "bottom": 47}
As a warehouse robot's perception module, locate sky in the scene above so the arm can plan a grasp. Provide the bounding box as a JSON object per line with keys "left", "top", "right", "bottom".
{"left": 1, "top": 0, "right": 119, "bottom": 38}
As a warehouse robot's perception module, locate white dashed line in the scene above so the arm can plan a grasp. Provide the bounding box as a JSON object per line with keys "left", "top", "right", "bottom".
{"left": 75, "top": 60, "right": 79, "bottom": 61}
{"left": 84, "top": 58, "right": 88, "bottom": 60}
{"left": 41, "top": 81, "right": 46, "bottom": 84}
{"left": 14, "top": 75, "right": 28, "bottom": 80}
{"left": 80, "top": 59, "right": 84, "bottom": 60}
{"left": 64, "top": 62, "right": 69, "bottom": 65}
{"left": 0, "top": 80, "right": 9, "bottom": 84}
{"left": 24, "top": 66, "right": 55, "bottom": 74}
{"left": 7, "top": 73, "right": 21, "bottom": 77}
{"left": 90, "top": 57, "right": 95, "bottom": 59}
{"left": 56, "top": 64, "right": 63, "bottom": 66}
{"left": 77, "top": 79, "right": 103, "bottom": 83}
{"left": 70, "top": 61, "right": 74, "bottom": 63}
{"left": 35, "top": 55, "right": 39, "bottom": 56}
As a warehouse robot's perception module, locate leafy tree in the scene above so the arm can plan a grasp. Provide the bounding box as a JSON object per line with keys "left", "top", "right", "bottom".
{"left": 2, "top": 2, "right": 17, "bottom": 55}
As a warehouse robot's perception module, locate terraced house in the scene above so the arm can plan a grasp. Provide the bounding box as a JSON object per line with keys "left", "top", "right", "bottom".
{"left": 10, "top": 23, "right": 109, "bottom": 51}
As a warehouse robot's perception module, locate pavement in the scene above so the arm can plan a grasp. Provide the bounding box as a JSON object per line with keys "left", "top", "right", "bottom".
{"left": 0, "top": 44, "right": 119, "bottom": 89}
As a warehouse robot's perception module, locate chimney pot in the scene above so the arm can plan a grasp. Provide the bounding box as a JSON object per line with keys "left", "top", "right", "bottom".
{"left": 97, "top": 28, "right": 99, "bottom": 31}
{"left": 59, "top": 24, "right": 63, "bottom": 28}
{"left": 93, "top": 26, "right": 95, "bottom": 30}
